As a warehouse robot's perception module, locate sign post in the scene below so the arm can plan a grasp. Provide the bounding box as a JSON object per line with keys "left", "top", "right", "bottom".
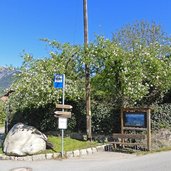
{"left": 54, "top": 74, "right": 66, "bottom": 157}
{"left": 61, "top": 74, "right": 65, "bottom": 158}
{"left": 54, "top": 104, "right": 72, "bottom": 157}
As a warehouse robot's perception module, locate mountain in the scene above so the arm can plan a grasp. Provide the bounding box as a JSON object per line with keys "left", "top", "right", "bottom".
{"left": 0, "top": 67, "right": 18, "bottom": 95}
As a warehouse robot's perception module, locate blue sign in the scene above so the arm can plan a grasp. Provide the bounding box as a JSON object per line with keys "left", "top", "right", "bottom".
{"left": 54, "top": 74, "right": 64, "bottom": 89}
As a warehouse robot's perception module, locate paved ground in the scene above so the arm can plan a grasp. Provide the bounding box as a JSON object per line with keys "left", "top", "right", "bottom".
{"left": 1, "top": 127, "right": 171, "bottom": 171}
{"left": 1, "top": 151, "right": 171, "bottom": 171}
{"left": 0, "top": 151, "right": 135, "bottom": 171}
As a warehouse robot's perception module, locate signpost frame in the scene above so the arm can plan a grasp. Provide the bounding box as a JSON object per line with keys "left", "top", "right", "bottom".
{"left": 54, "top": 74, "right": 66, "bottom": 157}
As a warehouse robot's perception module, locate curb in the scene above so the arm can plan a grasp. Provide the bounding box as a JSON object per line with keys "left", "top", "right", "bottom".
{"left": 0, "top": 145, "right": 107, "bottom": 161}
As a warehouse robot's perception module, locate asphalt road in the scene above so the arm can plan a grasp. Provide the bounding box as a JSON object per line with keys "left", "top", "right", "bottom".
{"left": 1, "top": 151, "right": 171, "bottom": 171}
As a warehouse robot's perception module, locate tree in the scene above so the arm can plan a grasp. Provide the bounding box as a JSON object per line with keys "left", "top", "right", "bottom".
{"left": 90, "top": 37, "right": 149, "bottom": 106}
{"left": 10, "top": 42, "right": 84, "bottom": 109}
{"left": 112, "top": 20, "right": 169, "bottom": 51}
{"left": 90, "top": 21, "right": 171, "bottom": 107}
{"left": 112, "top": 20, "right": 171, "bottom": 106}
{"left": 6, "top": 41, "right": 86, "bottom": 131}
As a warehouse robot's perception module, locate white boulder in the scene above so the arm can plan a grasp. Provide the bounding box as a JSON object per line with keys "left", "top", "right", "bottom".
{"left": 3, "top": 123, "right": 47, "bottom": 156}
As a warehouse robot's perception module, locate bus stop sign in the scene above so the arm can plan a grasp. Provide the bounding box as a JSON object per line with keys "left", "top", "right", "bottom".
{"left": 54, "top": 74, "right": 64, "bottom": 89}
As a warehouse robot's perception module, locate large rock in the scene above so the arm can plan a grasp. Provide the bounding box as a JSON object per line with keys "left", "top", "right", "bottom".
{"left": 3, "top": 123, "right": 47, "bottom": 156}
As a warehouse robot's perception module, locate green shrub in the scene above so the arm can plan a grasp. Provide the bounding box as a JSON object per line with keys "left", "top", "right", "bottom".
{"left": 8, "top": 103, "right": 58, "bottom": 132}
{"left": 0, "top": 101, "right": 6, "bottom": 124}
{"left": 67, "top": 99, "right": 120, "bottom": 134}
{"left": 91, "top": 101, "right": 120, "bottom": 134}
{"left": 8, "top": 99, "right": 85, "bottom": 133}
{"left": 66, "top": 99, "right": 86, "bottom": 133}
{"left": 8, "top": 98, "right": 121, "bottom": 134}
{"left": 151, "top": 103, "right": 171, "bottom": 131}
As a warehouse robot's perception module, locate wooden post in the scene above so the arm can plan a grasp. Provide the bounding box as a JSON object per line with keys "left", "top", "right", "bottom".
{"left": 120, "top": 108, "right": 124, "bottom": 145}
{"left": 147, "top": 109, "right": 151, "bottom": 151}
{"left": 83, "top": 0, "right": 92, "bottom": 140}
{"left": 121, "top": 108, "right": 124, "bottom": 134}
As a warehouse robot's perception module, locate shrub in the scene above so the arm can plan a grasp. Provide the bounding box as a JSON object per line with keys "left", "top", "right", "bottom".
{"left": 151, "top": 103, "right": 171, "bottom": 131}
{"left": 0, "top": 101, "right": 6, "bottom": 124}
{"left": 8, "top": 103, "right": 58, "bottom": 132}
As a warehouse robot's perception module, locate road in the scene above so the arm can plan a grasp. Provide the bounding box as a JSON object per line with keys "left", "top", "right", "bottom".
{"left": 1, "top": 151, "right": 171, "bottom": 171}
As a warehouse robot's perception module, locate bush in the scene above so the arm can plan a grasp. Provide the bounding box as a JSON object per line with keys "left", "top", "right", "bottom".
{"left": 8, "top": 99, "right": 85, "bottom": 133}
{"left": 91, "top": 101, "right": 120, "bottom": 134}
{"left": 151, "top": 103, "right": 171, "bottom": 131}
{"left": 8, "top": 103, "right": 58, "bottom": 132}
{"left": 66, "top": 99, "right": 86, "bottom": 133}
{"left": 8, "top": 98, "right": 121, "bottom": 135}
{"left": 0, "top": 101, "right": 6, "bottom": 124}
{"left": 67, "top": 99, "right": 120, "bottom": 135}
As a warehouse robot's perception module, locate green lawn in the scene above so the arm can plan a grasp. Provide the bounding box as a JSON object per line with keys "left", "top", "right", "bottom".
{"left": 46, "top": 136, "right": 98, "bottom": 153}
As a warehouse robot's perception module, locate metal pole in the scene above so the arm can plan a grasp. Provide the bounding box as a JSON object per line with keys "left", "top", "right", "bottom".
{"left": 61, "top": 129, "right": 64, "bottom": 157}
{"left": 61, "top": 74, "right": 65, "bottom": 157}
{"left": 62, "top": 74, "right": 65, "bottom": 106}
{"left": 83, "top": 0, "right": 92, "bottom": 141}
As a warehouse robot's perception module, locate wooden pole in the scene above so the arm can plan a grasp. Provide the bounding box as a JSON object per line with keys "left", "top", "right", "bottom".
{"left": 83, "top": 0, "right": 88, "bottom": 46}
{"left": 121, "top": 108, "right": 124, "bottom": 134}
{"left": 121, "top": 108, "right": 124, "bottom": 146}
{"left": 147, "top": 109, "right": 151, "bottom": 151}
{"left": 83, "top": 0, "right": 92, "bottom": 140}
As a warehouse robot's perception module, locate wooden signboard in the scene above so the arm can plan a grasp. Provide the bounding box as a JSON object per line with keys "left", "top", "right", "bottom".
{"left": 54, "top": 104, "right": 72, "bottom": 118}
{"left": 56, "top": 104, "right": 73, "bottom": 109}
{"left": 121, "top": 108, "right": 151, "bottom": 151}
{"left": 112, "top": 108, "right": 151, "bottom": 151}
{"left": 54, "top": 111, "right": 71, "bottom": 118}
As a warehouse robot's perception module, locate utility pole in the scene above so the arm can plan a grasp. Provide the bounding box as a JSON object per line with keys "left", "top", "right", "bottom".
{"left": 83, "top": 0, "right": 92, "bottom": 140}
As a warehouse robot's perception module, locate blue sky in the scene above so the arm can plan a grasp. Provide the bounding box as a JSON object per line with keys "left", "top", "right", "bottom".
{"left": 0, "top": 0, "right": 171, "bottom": 67}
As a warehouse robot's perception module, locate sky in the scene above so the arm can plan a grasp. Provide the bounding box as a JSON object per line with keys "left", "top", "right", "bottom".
{"left": 0, "top": 0, "right": 171, "bottom": 67}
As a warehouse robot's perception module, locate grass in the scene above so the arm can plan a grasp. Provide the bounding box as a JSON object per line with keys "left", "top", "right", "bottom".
{"left": 0, "top": 148, "right": 3, "bottom": 154}
{"left": 46, "top": 136, "right": 99, "bottom": 153}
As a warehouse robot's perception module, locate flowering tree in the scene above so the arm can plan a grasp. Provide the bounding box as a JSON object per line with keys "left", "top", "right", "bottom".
{"left": 9, "top": 42, "right": 84, "bottom": 110}
{"left": 91, "top": 21, "right": 171, "bottom": 107}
